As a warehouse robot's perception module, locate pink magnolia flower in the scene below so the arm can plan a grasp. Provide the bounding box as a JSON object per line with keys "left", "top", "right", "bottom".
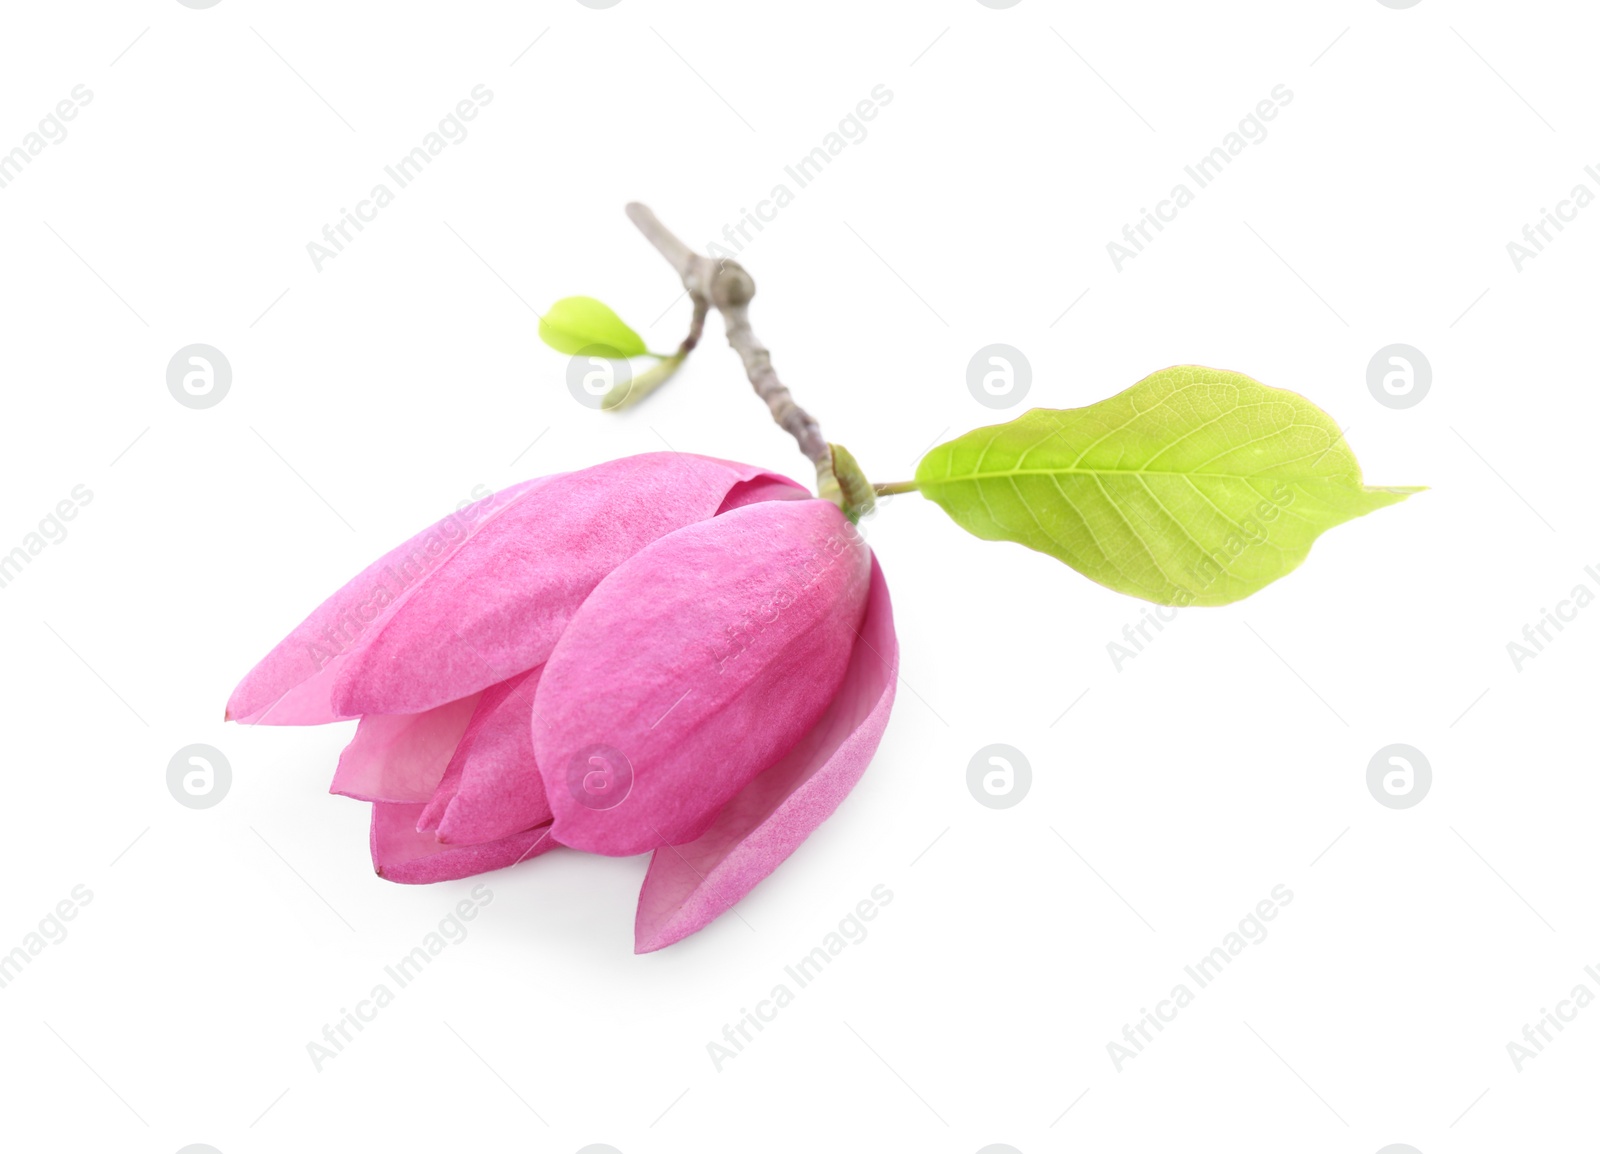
{"left": 226, "top": 453, "right": 897, "bottom": 951}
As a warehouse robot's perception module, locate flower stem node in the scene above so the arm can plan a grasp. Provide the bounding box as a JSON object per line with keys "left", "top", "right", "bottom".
{"left": 709, "top": 260, "right": 756, "bottom": 309}
{"left": 826, "top": 443, "right": 876, "bottom": 523}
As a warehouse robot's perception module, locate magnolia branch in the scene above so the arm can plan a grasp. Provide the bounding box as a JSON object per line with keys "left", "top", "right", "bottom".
{"left": 624, "top": 202, "right": 842, "bottom": 505}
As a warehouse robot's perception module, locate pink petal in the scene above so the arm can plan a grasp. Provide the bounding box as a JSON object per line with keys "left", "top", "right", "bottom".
{"left": 716, "top": 476, "right": 810, "bottom": 513}
{"left": 227, "top": 455, "right": 807, "bottom": 726}
{"left": 634, "top": 557, "right": 896, "bottom": 951}
{"left": 412, "top": 670, "right": 539, "bottom": 835}
{"left": 370, "top": 803, "right": 559, "bottom": 884}
{"left": 330, "top": 454, "right": 801, "bottom": 717}
{"left": 415, "top": 751, "right": 463, "bottom": 834}
{"left": 225, "top": 477, "right": 551, "bottom": 726}
{"left": 535, "top": 499, "right": 871, "bottom": 857}
{"left": 329, "top": 693, "right": 481, "bottom": 803}
{"left": 434, "top": 668, "right": 553, "bottom": 845}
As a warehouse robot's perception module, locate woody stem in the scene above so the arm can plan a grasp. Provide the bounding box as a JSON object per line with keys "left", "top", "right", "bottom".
{"left": 624, "top": 202, "right": 841, "bottom": 506}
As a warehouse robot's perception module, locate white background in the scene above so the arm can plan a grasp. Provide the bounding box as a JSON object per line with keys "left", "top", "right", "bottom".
{"left": 1, "top": 1, "right": 1595, "bottom": 1151}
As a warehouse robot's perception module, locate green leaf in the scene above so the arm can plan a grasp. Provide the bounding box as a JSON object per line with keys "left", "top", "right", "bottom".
{"left": 538, "top": 296, "right": 648, "bottom": 358}
{"left": 914, "top": 366, "right": 1422, "bottom": 606}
